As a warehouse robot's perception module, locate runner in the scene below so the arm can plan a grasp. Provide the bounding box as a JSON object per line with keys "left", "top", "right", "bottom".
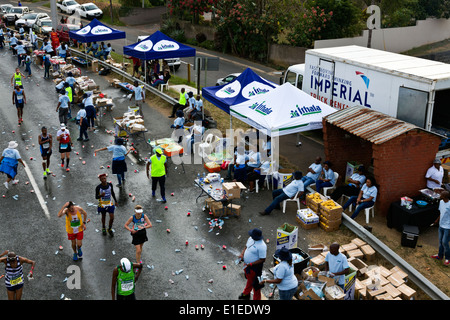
{"left": 38, "top": 126, "right": 52, "bottom": 179}
{"left": 0, "top": 141, "right": 26, "bottom": 189}
{"left": 95, "top": 173, "right": 118, "bottom": 236}
{"left": 94, "top": 138, "right": 132, "bottom": 187}
{"left": 57, "top": 201, "right": 87, "bottom": 261}
{"left": 12, "top": 85, "right": 26, "bottom": 125}
{"left": 0, "top": 250, "right": 36, "bottom": 300}
{"left": 111, "top": 258, "right": 142, "bottom": 300}
{"left": 10, "top": 68, "right": 26, "bottom": 89}
{"left": 124, "top": 205, "right": 152, "bottom": 264}
{"left": 56, "top": 123, "right": 73, "bottom": 172}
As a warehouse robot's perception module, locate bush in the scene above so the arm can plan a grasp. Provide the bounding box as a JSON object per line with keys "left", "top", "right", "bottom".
{"left": 195, "top": 32, "right": 207, "bottom": 43}
{"left": 169, "top": 29, "right": 186, "bottom": 43}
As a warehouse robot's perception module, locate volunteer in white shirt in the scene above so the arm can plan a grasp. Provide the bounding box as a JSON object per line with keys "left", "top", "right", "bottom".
{"left": 325, "top": 243, "right": 350, "bottom": 289}
{"left": 342, "top": 177, "right": 377, "bottom": 220}
{"left": 426, "top": 159, "right": 444, "bottom": 191}
{"left": 301, "top": 156, "right": 322, "bottom": 189}
{"left": 259, "top": 171, "right": 304, "bottom": 215}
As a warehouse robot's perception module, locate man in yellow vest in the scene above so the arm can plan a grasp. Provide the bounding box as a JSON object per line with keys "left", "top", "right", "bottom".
{"left": 64, "top": 82, "right": 73, "bottom": 119}
{"left": 11, "top": 68, "right": 26, "bottom": 89}
{"left": 146, "top": 148, "right": 168, "bottom": 203}
{"left": 169, "top": 87, "right": 188, "bottom": 118}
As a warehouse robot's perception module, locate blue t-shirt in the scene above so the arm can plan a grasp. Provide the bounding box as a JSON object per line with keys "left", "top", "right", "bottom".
{"left": 65, "top": 76, "right": 76, "bottom": 86}
{"left": 107, "top": 145, "right": 127, "bottom": 160}
{"left": 439, "top": 200, "right": 450, "bottom": 229}
{"left": 349, "top": 173, "right": 366, "bottom": 188}
{"left": 323, "top": 168, "right": 335, "bottom": 185}
{"left": 283, "top": 179, "right": 304, "bottom": 198}
{"left": 174, "top": 117, "right": 184, "bottom": 128}
{"left": 2, "top": 148, "right": 21, "bottom": 160}
{"left": 243, "top": 237, "right": 267, "bottom": 264}
{"left": 325, "top": 252, "right": 349, "bottom": 285}
{"left": 195, "top": 99, "right": 203, "bottom": 111}
{"left": 134, "top": 86, "right": 143, "bottom": 101}
{"left": 306, "top": 163, "right": 322, "bottom": 181}
{"left": 361, "top": 183, "right": 377, "bottom": 202}
{"left": 274, "top": 261, "right": 298, "bottom": 291}
{"left": 58, "top": 95, "right": 70, "bottom": 109}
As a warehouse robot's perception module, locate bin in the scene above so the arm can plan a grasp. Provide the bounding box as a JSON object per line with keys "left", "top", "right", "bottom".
{"left": 401, "top": 225, "right": 419, "bottom": 248}
{"left": 273, "top": 247, "right": 310, "bottom": 275}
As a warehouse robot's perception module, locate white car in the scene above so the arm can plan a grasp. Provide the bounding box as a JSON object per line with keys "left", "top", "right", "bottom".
{"left": 75, "top": 3, "right": 103, "bottom": 20}
{"left": 216, "top": 73, "right": 241, "bottom": 86}
{"left": 57, "top": 0, "right": 80, "bottom": 15}
{"left": 137, "top": 35, "right": 181, "bottom": 71}
{"left": 33, "top": 18, "right": 53, "bottom": 35}
{"left": 4, "top": 6, "right": 30, "bottom": 25}
{"left": 15, "top": 12, "right": 49, "bottom": 29}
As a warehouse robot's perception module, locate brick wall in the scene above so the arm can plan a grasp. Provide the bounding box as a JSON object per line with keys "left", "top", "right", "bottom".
{"left": 372, "top": 129, "right": 441, "bottom": 215}
{"left": 323, "top": 122, "right": 373, "bottom": 185}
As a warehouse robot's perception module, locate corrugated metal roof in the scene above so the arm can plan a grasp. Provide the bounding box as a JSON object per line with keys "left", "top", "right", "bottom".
{"left": 324, "top": 106, "right": 440, "bottom": 144}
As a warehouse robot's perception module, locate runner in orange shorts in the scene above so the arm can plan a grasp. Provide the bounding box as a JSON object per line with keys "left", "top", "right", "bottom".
{"left": 57, "top": 201, "right": 87, "bottom": 261}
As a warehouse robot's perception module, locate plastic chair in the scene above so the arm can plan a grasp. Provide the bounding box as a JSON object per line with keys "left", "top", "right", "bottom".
{"left": 282, "top": 191, "right": 301, "bottom": 213}
{"left": 322, "top": 172, "right": 339, "bottom": 196}
{"left": 160, "top": 80, "right": 169, "bottom": 92}
{"left": 198, "top": 133, "right": 215, "bottom": 158}
{"left": 342, "top": 195, "right": 375, "bottom": 224}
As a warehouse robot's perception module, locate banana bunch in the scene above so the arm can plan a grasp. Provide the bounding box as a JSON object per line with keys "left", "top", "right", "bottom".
{"left": 321, "top": 200, "right": 341, "bottom": 210}
{"left": 307, "top": 193, "right": 325, "bottom": 203}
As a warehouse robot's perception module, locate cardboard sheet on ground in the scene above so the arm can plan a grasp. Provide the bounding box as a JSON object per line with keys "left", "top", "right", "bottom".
{"left": 229, "top": 82, "right": 338, "bottom": 137}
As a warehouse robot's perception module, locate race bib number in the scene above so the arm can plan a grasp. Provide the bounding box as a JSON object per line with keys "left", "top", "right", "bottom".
{"left": 60, "top": 143, "right": 68, "bottom": 150}
{"left": 42, "top": 142, "right": 50, "bottom": 149}
{"left": 10, "top": 275, "right": 24, "bottom": 286}
{"left": 121, "top": 280, "right": 134, "bottom": 292}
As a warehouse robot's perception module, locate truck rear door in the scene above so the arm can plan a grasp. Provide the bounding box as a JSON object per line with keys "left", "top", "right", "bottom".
{"left": 317, "top": 59, "right": 335, "bottom": 106}
{"left": 396, "top": 87, "right": 428, "bottom": 128}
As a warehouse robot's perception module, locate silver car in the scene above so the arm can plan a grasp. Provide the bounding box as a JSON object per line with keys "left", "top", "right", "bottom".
{"left": 215, "top": 73, "right": 241, "bottom": 86}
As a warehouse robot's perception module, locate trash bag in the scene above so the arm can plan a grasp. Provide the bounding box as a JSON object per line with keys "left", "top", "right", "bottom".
{"left": 98, "top": 67, "right": 111, "bottom": 76}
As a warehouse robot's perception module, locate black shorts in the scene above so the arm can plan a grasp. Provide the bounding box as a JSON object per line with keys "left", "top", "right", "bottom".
{"left": 15, "top": 102, "right": 24, "bottom": 109}
{"left": 131, "top": 229, "right": 147, "bottom": 246}
{"left": 59, "top": 144, "right": 72, "bottom": 153}
{"left": 97, "top": 205, "right": 115, "bottom": 215}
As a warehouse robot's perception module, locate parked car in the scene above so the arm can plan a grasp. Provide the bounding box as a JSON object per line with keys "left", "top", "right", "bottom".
{"left": 3, "top": 6, "right": 30, "bottom": 25}
{"left": 74, "top": 3, "right": 103, "bottom": 20}
{"left": 0, "top": 4, "right": 13, "bottom": 20}
{"left": 56, "top": 0, "right": 80, "bottom": 15}
{"left": 56, "top": 23, "right": 79, "bottom": 46}
{"left": 33, "top": 18, "right": 53, "bottom": 35}
{"left": 216, "top": 73, "right": 241, "bottom": 86}
{"left": 137, "top": 35, "right": 181, "bottom": 71}
{"left": 15, "top": 12, "right": 49, "bottom": 29}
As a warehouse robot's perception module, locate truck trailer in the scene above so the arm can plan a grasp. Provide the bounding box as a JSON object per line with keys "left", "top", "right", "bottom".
{"left": 282, "top": 45, "right": 450, "bottom": 162}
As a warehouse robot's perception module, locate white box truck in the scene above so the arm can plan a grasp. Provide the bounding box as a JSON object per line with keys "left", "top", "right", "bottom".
{"left": 282, "top": 45, "right": 450, "bottom": 162}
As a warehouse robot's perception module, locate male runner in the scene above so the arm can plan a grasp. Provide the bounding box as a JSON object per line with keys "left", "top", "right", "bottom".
{"left": 38, "top": 126, "right": 52, "bottom": 179}
{"left": 12, "top": 85, "right": 26, "bottom": 125}
{"left": 95, "top": 173, "right": 118, "bottom": 236}
{"left": 57, "top": 201, "right": 88, "bottom": 261}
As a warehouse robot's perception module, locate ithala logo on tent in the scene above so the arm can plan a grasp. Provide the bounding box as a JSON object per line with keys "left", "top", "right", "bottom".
{"left": 135, "top": 40, "right": 153, "bottom": 52}
{"left": 223, "top": 86, "right": 235, "bottom": 95}
{"left": 76, "top": 26, "right": 91, "bottom": 35}
{"left": 247, "top": 87, "right": 270, "bottom": 97}
{"left": 154, "top": 40, "right": 179, "bottom": 52}
{"left": 91, "top": 26, "right": 112, "bottom": 35}
{"left": 290, "top": 104, "right": 322, "bottom": 118}
{"left": 249, "top": 101, "right": 273, "bottom": 116}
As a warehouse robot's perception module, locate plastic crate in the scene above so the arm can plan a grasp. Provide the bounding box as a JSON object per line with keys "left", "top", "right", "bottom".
{"left": 273, "top": 247, "right": 310, "bottom": 275}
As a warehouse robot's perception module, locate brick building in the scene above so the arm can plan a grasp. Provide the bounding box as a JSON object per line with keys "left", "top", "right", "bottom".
{"left": 322, "top": 106, "right": 442, "bottom": 216}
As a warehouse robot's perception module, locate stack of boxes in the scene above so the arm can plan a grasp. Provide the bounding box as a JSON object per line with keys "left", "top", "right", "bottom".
{"left": 305, "top": 193, "right": 342, "bottom": 232}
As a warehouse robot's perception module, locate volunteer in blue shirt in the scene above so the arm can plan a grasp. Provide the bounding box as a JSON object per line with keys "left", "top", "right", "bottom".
{"left": 431, "top": 191, "right": 450, "bottom": 266}
{"left": 0, "top": 141, "right": 26, "bottom": 189}
{"left": 325, "top": 243, "right": 349, "bottom": 290}
{"left": 238, "top": 228, "right": 267, "bottom": 300}
{"left": 130, "top": 80, "right": 144, "bottom": 116}
{"left": 301, "top": 156, "right": 322, "bottom": 190}
{"left": 94, "top": 138, "right": 132, "bottom": 187}
{"left": 315, "top": 161, "right": 335, "bottom": 193}
{"left": 15, "top": 41, "right": 26, "bottom": 67}
{"left": 259, "top": 171, "right": 304, "bottom": 215}
{"left": 56, "top": 91, "right": 71, "bottom": 125}
{"left": 330, "top": 165, "right": 366, "bottom": 201}
{"left": 86, "top": 42, "right": 99, "bottom": 55}
{"left": 261, "top": 247, "right": 298, "bottom": 300}
{"left": 342, "top": 177, "right": 377, "bottom": 219}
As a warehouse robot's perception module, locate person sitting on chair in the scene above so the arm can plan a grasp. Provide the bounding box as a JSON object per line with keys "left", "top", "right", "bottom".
{"left": 342, "top": 177, "right": 377, "bottom": 220}
{"left": 330, "top": 165, "right": 366, "bottom": 202}
{"left": 259, "top": 171, "right": 304, "bottom": 216}
{"left": 315, "top": 161, "right": 335, "bottom": 193}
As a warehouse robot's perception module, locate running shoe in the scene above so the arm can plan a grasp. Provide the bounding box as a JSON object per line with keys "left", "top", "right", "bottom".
{"left": 66, "top": 168, "right": 70, "bottom": 172}
{"left": 108, "top": 228, "right": 114, "bottom": 236}
{"left": 12, "top": 180, "right": 19, "bottom": 185}
{"left": 4, "top": 182, "right": 9, "bottom": 189}
{"left": 43, "top": 171, "right": 47, "bottom": 179}
{"left": 61, "top": 163, "right": 64, "bottom": 168}
{"left": 46, "top": 168, "right": 51, "bottom": 173}
{"left": 431, "top": 254, "right": 442, "bottom": 260}
{"left": 73, "top": 253, "right": 78, "bottom": 261}
{"left": 102, "top": 228, "right": 107, "bottom": 235}
{"left": 77, "top": 247, "right": 83, "bottom": 258}
{"left": 445, "top": 260, "right": 450, "bottom": 266}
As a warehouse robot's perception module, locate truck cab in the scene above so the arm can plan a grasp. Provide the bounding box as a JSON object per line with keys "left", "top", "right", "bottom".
{"left": 281, "top": 64, "right": 304, "bottom": 90}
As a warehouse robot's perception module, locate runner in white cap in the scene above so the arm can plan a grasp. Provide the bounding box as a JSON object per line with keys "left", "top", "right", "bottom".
{"left": 124, "top": 205, "right": 152, "bottom": 264}
{"left": 111, "top": 258, "right": 142, "bottom": 300}
{"left": 56, "top": 123, "right": 73, "bottom": 172}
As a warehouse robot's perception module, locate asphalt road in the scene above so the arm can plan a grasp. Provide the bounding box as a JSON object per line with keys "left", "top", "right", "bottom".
{"left": 0, "top": 37, "right": 326, "bottom": 302}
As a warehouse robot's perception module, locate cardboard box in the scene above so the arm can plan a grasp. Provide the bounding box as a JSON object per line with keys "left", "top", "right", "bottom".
{"left": 319, "top": 221, "right": 340, "bottom": 232}
{"left": 351, "top": 238, "right": 367, "bottom": 248}
{"left": 302, "top": 266, "right": 320, "bottom": 280}
{"left": 222, "top": 182, "right": 240, "bottom": 199}
{"left": 308, "top": 244, "right": 328, "bottom": 257}
{"left": 344, "top": 267, "right": 357, "bottom": 300}
{"left": 210, "top": 201, "right": 224, "bottom": 217}
{"left": 397, "top": 284, "right": 416, "bottom": 300}
{"left": 347, "top": 257, "right": 368, "bottom": 277}
{"left": 319, "top": 199, "right": 343, "bottom": 219}
{"left": 297, "top": 217, "right": 318, "bottom": 230}
{"left": 276, "top": 223, "right": 298, "bottom": 250}
{"left": 375, "top": 293, "right": 393, "bottom": 300}
{"left": 390, "top": 266, "right": 408, "bottom": 281}
{"left": 306, "top": 192, "right": 327, "bottom": 212}
{"left": 297, "top": 282, "right": 323, "bottom": 300}
{"left": 324, "top": 285, "right": 346, "bottom": 300}
{"left": 361, "top": 244, "right": 376, "bottom": 261}
{"left": 226, "top": 203, "right": 241, "bottom": 216}
{"left": 368, "top": 287, "right": 387, "bottom": 300}
{"left": 382, "top": 283, "right": 402, "bottom": 299}
{"left": 347, "top": 248, "right": 364, "bottom": 259}
{"left": 310, "top": 255, "right": 326, "bottom": 270}
{"left": 319, "top": 214, "right": 341, "bottom": 229}
{"left": 387, "top": 272, "right": 405, "bottom": 287}
{"left": 341, "top": 243, "right": 358, "bottom": 253}
{"left": 354, "top": 279, "right": 365, "bottom": 300}
{"left": 91, "top": 59, "right": 99, "bottom": 72}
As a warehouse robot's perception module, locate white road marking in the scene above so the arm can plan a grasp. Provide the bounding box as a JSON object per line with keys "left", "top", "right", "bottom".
{"left": 23, "top": 161, "right": 51, "bottom": 219}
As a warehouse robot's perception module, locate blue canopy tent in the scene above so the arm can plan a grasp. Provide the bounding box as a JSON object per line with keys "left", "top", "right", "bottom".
{"left": 123, "top": 30, "right": 196, "bottom": 60}
{"left": 202, "top": 68, "right": 278, "bottom": 115}
{"left": 68, "top": 18, "right": 126, "bottom": 65}
{"left": 68, "top": 18, "right": 126, "bottom": 42}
